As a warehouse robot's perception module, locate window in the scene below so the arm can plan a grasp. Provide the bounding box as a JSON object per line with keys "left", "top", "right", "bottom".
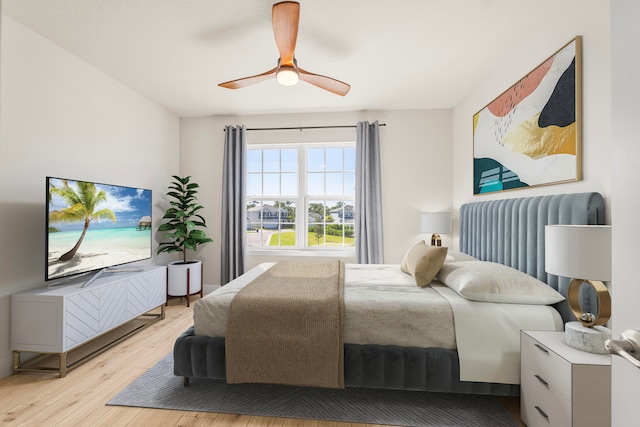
{"left": 246, "top": 143, "right": 355, "bottom": 250}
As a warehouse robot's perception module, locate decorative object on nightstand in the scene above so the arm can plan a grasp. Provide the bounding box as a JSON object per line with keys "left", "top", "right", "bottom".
{"left": 420, "top": 212, "right": 452, "bottom": 247}
{"left": 545, "top": 224, "right": 612, "bottom": 353}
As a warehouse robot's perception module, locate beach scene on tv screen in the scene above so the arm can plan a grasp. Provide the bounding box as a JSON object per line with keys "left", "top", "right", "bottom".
{"left": 47, "top": 178, "right": 152, "bottom": 280}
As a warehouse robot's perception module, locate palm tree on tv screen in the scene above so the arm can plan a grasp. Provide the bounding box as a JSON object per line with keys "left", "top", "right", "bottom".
{"left": 49, "top": 180, "right": 116, "bottom": 261}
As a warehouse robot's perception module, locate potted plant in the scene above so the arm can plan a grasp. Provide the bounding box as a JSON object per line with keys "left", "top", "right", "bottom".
{"left": 157, "top": 175, "right": 213, "bottom": 305}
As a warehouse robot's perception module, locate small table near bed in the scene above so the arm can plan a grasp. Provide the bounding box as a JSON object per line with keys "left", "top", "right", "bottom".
{"left": 520, "top": 330, "right": 611, "bottom": 427}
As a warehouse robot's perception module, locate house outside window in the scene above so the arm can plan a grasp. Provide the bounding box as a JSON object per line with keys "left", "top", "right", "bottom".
{"left": 246, "top": 143, "right": 355, "bottom": 251}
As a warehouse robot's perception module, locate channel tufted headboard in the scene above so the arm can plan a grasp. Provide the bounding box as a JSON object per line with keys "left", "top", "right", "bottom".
{"left": 459, "top": 192, "right": 606, "bottom": 323}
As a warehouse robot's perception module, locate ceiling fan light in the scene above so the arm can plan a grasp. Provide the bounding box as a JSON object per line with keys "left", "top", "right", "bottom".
{"left": 276, "top": 67, "right": 299, "bottom": 86}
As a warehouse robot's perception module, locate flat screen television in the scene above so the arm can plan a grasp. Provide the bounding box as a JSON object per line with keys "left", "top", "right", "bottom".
{"left": 46, "top": 177, "right": 152, "bottom": 283}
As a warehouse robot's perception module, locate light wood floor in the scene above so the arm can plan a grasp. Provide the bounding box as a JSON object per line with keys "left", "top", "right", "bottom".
{"left": 0, "top": 296, "right": 524, "bottom": 426}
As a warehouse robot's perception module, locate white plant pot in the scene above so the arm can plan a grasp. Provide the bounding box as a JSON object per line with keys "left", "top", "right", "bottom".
{"left": 167, "top": 260, "right": 202, "bottom": 297}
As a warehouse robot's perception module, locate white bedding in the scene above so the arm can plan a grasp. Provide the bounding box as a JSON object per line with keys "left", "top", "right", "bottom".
{"left": 432, "top": 284, "right": 561, "bottom": 384}
{"left": 194, "top": 262, "right": 564, "bottom": 384}
{"left": 194, "top": 262, "right": 458, "bottom": 349}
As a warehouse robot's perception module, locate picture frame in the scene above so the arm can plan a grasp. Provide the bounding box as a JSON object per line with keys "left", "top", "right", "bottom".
{"left": 473, "top": 36, "right": 582, "bottom": 195}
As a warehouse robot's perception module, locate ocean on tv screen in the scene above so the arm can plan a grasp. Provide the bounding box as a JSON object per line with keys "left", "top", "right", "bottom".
{"left": 46, "top": 177, "right": 152, "bottom": 281}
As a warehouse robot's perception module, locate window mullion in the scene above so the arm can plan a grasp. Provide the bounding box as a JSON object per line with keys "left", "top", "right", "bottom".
{"left": 299, "top": 145, "right": 306, "bottom": 248}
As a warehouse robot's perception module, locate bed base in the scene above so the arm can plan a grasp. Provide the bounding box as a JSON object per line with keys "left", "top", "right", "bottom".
{"left": 173, "top": 326, "right": 519, "bottom": 396}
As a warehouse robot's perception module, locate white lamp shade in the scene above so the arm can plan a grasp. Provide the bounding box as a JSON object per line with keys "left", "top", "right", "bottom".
{"left": 545, "top": 225, "right": 611, "bottom": 281}
{"left": 420, "top": 212, "right": 452, "bottom": 234}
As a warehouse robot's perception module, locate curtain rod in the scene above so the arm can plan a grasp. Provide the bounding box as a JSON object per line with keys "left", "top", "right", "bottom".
{"left": 223, "top": 123, "right": 386, "bottom": 131}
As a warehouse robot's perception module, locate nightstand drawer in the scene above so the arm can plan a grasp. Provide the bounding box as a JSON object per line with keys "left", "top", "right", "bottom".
{"left": 521, "top": 331, "right": 611, "bottom": 427}
{"left": 521, "top": 333, "right": 572, "bottom": 400}
{"left": 521, "top": 364, "right": 570, "bottom": 427}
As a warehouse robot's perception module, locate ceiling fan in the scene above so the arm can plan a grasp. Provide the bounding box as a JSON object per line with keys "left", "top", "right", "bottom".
{"left": 218, "top": 1, "right": 350, "bottom": 96}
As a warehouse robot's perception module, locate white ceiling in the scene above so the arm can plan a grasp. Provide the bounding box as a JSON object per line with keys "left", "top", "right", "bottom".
{"left": 3, "top": 0, "right": 569, "bottom": 118}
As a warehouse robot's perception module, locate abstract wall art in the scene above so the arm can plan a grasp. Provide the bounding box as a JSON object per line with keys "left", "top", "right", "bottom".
{"left": 473, "top": 36, "right": 582, "bottom": 195}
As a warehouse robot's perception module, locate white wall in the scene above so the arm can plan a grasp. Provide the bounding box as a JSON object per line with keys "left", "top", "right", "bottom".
{"left": 0, "top": 16, "right": 180, "bottom": 377}
{"left": 180, "top": 109, "right": 452, "bottom": 285}
{"left": 452, "top": 0, "right": 612, "bottom": 245}
{"left": 610, "top": 1, "right": 640, "bottom": 425}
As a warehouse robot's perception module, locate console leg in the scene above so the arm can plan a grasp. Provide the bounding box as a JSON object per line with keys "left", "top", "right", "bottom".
{"left": 59, "top": 353, "right": 68, "bottom": 378}
{"left": 12, "top": 351, "right": 20, "bottom": 374}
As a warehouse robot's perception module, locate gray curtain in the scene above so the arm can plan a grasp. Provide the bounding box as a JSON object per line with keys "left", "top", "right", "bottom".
{"left": 221, "top": 125, "right": 247, "bottom": 285}
{"left": 355, "top": 121, "right": 384, "bottom": 264}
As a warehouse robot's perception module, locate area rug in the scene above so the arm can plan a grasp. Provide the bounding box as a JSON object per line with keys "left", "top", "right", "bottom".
{"left": 108, "top": 353, "right": 517, "bottom": 426}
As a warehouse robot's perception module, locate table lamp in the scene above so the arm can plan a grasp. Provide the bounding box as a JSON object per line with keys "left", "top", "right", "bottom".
{"left": 420, "top": 212, "right": 452, "bottom": 247}
{"left": 545, "top": 224, "right": 612, "bottom": 353}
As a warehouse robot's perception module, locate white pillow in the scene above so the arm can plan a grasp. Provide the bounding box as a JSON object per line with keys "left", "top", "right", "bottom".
{"left": 436, "top": 261, "right": 565, "bottom": 305}
{"left": 444, "top": 249, "right": 478, "bottom": 263}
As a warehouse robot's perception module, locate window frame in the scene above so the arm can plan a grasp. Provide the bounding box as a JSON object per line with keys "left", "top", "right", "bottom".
{"left": 246, "top": 141, "right": 356, "bottom": 256}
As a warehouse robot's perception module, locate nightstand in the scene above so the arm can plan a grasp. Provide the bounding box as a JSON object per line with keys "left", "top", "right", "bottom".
{"left": 520, "top": 330, "right": 611, "bottom": 427}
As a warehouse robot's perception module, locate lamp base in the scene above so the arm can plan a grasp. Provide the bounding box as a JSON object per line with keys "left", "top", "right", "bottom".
{"left": 564, "top": 321, "right": 611, "bottom": 354}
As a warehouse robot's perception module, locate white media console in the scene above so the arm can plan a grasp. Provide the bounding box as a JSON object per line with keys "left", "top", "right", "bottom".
{"left": 11, "top": 266, "right": 167, "bottom": 377}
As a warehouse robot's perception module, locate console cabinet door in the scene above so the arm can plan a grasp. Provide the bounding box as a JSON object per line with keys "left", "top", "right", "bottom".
{"left": 126, "top": 267, "right": 166, "bottom": 318}
{"left": 65, "top": 280, "right": 127, "bottom": 350}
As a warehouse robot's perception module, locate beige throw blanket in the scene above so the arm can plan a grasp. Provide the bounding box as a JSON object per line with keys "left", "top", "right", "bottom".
{"left": 225, "top": 260, "right": 345, "bottom": 388}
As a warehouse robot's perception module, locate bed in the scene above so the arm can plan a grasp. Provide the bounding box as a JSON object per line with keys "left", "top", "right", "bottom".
{"left": 173, "top": 192, "right": 605, "bottom": 396}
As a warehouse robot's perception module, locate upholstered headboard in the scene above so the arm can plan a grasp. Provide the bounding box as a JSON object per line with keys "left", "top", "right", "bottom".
{"left": 459, "top": 192, "right": 606, "bottom": 322}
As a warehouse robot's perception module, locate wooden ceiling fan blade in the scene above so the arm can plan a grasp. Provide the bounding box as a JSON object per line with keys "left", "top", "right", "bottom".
{"left": 220, "top": 3, "right": 350, "bottom": 96}
{"left": 272, "top": 1, "right": 299, "bottom": 65}
{"left": 298, "top": 68, "right": 351, "bottom": 96}
{"left": 218, "top": 67, "right": 278, "bottom": 89}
